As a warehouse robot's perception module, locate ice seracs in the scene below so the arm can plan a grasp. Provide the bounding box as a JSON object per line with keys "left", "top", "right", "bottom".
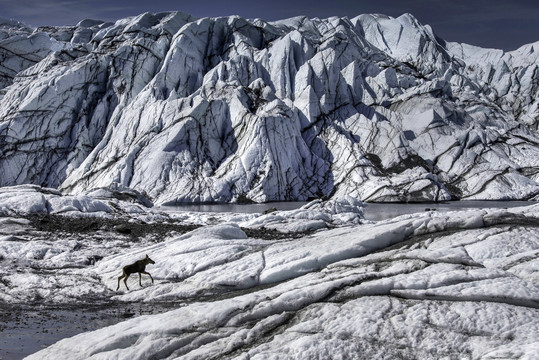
{"left": 0, "top": 11, "right": 537, "bottom": 204}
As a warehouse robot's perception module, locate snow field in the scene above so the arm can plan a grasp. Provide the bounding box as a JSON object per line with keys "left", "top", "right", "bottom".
{"left": 22, "top": 203, "right": 539, "bottom": 359}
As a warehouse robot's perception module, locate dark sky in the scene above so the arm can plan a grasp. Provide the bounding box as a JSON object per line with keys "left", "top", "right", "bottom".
{"left": 1, "top": 0, "right": 538, "bottom": 51}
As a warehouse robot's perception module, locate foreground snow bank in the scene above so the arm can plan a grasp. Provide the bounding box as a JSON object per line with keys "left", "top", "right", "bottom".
{"left": 236, "top": 196, "right": 365, "bottom": 232}
{"left": 0, "top": 184, "right": 152, "bottom": 216}
{"left": 97, "top": 204, "right": 539, "bottom": 302}
{"left": 26, "top": 204, "right": 539, "bottom": 359}
{"left": 0, "top": 185, "right": 363, "bottom": 231}
{"left": 0, "top": 186, "right": 364, "bottom": 306}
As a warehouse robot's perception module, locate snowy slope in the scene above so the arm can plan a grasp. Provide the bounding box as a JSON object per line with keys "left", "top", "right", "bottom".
{"left": 0, "top": 12, "right": 538, "bottom": 203}
{"left": 13, "top": 199, "right": 537, "bottom": 359}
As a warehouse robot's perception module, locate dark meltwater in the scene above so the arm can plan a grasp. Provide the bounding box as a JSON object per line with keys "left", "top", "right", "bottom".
{"left": 160, "top": 200, "right": 537, "bottom": 221}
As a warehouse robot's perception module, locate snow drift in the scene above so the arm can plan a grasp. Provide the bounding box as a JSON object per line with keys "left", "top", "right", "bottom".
{"left": 20, "top": 202, "right": 539, "bottom": 359}
{"left": 0, "top": 185, "right": 537, "bottom": 359}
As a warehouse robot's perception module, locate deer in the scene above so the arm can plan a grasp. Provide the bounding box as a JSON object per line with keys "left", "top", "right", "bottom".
{"left": 116, "top": 254, "right": 155, "bottom": 291}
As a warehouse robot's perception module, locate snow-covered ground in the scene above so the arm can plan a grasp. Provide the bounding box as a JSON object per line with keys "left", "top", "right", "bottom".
{"left": 0, "top": 186, "right": 538, "bottom": 359}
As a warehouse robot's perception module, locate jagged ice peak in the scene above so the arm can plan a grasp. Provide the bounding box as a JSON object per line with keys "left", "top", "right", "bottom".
{"left": 0, "top": 11, "right": 538, "bottom": 204}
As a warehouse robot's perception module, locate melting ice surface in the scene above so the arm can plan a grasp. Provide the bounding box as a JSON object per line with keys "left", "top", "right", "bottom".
{"left": 0, "top": 187, "right": 539, "bottom": 360}
{"left": 361, "top": 200, "right": 538, "bottom": 221}
{"left": 0, "top": 186, "right": 537, "bottom": 359}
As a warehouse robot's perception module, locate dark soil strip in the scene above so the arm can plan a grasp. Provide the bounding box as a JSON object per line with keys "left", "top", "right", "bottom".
{"left": 25, "top": 213, "right": 312, "bottom": 241}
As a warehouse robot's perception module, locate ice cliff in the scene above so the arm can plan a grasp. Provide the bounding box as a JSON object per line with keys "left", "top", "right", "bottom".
{"left": 0, "top": 12, "right": 538, "bottom": 204}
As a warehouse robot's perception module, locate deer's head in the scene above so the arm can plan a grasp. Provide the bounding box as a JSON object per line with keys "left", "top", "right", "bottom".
{"left": 145, "top": 254, "right": 155, "bottom": 264}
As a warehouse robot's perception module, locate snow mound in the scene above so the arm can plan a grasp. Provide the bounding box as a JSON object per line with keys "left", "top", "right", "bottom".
{"left": 24, "top": 203, "right": 539, "bottom": 359}
{"left": 236, "top": 197, "right": 365, "bottom": 233}
{"left": 0, "top": 184, "right": 150, "bottom": 216}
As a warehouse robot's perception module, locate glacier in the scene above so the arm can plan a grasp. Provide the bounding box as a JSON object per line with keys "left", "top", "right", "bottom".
{"left": 0, "top": 185, "right": 536, "bottom": 359}
{"left": 0, "top": 12, "right": 538, "bottom": 204}
{"left": 0, "top": 10, "right": 539, "bottom": 359}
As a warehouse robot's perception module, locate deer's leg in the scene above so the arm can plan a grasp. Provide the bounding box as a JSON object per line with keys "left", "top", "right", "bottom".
{"left": 117, "top": 271, "right": 126, "bottom": 291}
{"left": 123, "top": 273, "right": 130, "bottom": 290}
{"left": 142, "top": 271, "right": 154, "bottom": 284}
{"left": 139, "top": 272, "right": 143, "bottom": 287}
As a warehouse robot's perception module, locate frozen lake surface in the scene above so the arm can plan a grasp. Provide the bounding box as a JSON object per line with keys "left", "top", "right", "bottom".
{"left": 362, "top": 200, "right": 537, "bottom": 221}
{"left": 161, "top": 200, "right": 537, "bottom": 221}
